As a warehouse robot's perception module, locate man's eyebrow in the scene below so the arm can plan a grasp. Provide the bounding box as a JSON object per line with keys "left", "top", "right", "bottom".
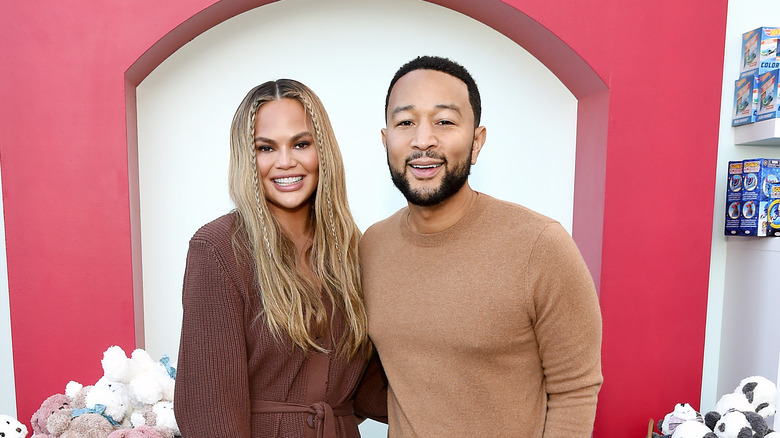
{"left": 390, "top": 104, "right": 462, "bottom": 118}
{"left": 435, "top": 103, "right": 461, "bottom": 114}
{"left": 390, "top": 105, "right": 414, "bottom": 118}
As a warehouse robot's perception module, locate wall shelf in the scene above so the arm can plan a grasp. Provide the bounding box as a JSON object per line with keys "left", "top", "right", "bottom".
{"left": 735, "top": 118, "right": 780, "bottom": 145}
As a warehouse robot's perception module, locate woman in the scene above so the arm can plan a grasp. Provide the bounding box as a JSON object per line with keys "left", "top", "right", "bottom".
{"left": 174, "top": 79, "right": 386, "bottom": 437}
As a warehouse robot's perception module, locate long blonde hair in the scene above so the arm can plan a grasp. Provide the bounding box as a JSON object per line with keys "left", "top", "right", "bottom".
{"left": 228, "top": 79, "right": 368, "bottom": 358}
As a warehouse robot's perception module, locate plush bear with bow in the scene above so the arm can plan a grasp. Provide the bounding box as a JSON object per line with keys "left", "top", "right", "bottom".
{"left": 46, "top": 381, "right": 122, "bottom": 438}
{"left": 30, "top": 393, "right": 70, "bottom": 436}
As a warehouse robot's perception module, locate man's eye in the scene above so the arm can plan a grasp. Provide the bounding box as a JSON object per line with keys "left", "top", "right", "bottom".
{"left": 397, "top": 120, "right": 413, "bottom": 127}
{"left": 438, "top": 120, "right": 455, "bottom": 125}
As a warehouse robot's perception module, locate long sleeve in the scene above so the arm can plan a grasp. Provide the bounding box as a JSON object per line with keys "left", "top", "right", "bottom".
{"left": 174, "top": 237, "right": 252, "bottom": 437}
{"left": 530, "top": 223, "right": 603, "bottom": 438}
{"left": 352, "top": 351, "right": 388, "bottom": 424}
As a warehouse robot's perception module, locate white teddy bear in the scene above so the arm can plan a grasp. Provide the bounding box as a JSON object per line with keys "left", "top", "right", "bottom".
{"left": 101, "top": 345, "right": 176, "bottom": 409}
{"left": 0, "top": 414, "right": 28, "bottom": 438}
{"left": 85, "top": 376, "right": 132, "bottom": 426}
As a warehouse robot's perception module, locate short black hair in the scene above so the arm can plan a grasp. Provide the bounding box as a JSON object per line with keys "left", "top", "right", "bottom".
{"left": 384, "top": 55, "right": 482, "bottom": 127}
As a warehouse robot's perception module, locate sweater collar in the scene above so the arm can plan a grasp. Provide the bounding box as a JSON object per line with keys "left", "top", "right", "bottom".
{"left": 398, "top": 192, "right": 487, "bottom": 247}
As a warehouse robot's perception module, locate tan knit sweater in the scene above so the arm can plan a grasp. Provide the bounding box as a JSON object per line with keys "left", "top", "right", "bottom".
{"left": 360, "top": 193, "right": 602, "bottom": 437}
{"left": 174, "top": 213, "right": 387, "bottom": 438}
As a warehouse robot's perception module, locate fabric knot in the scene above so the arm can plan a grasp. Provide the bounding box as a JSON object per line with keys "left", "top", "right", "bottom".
{"left": 309, "top": 401, "right": 336, "bottom": 438}
{"left": 71, "top": 404, "right": 121, "bottom": 427}
{"left": 251, "top": 399, "right": 353, "bottom": 438}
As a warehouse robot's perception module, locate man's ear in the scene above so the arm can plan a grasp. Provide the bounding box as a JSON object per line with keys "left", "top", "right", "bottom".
{"left": 471, "top": 126, "right": 486, "bottom": 165}
{"left": 381, "top": 128, "right": 387, "bottom": 151}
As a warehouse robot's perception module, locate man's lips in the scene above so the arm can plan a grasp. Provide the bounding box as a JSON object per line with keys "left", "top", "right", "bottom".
{"left": 408, "top": 161, "right": 442, "bottom": 179}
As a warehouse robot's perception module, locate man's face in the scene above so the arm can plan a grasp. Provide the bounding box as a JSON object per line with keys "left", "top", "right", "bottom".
{"left": 382, "top": 69, "right": 485, "bottom": 206}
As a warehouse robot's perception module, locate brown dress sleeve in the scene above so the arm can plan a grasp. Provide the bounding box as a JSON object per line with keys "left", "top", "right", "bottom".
{"left": 174, "top": 237, "right": 252, "bottom": 437}
{"left": 352, "top": 350, "right": 388, "bottom": 424}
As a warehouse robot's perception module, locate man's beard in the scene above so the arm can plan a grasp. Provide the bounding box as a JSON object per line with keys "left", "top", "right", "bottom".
{"left": 388, "top": 149, "right": 471, "bottom": 206}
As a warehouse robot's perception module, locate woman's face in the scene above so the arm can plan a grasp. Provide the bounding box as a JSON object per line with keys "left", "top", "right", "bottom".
{"left": 253, "top": 98, "right": 319, "bottom": 217}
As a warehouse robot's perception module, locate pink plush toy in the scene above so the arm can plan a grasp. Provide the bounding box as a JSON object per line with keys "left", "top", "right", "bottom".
{"left": 30, "top": 393, "right": 70, "bottom": 436}
{"left": 107, "top": 425, "right": 168, "bottom": 438}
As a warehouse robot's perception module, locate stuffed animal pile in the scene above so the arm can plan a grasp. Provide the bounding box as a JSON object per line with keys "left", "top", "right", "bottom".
{"left": 28, "top": 345, "right": 179, "bottom": 438}
{"left": 651, "top": 376, "right": 779, "bottom": 438}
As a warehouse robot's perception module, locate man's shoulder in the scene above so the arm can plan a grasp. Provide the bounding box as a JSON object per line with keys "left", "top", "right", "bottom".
{"left": 480, "top": 194, "right": 558, "bottom": 228}
{"left": 362, "top": 208, "right": 406, "bottom": 242}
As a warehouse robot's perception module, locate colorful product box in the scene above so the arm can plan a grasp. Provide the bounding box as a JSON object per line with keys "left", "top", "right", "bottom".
{"left": 740, "top": 27, "right": 780, "bottom": 79}
{"left": 757, "top": 70, "right": 780, "bottom": 121}
{"left": 740, "top": 158, "right": 780, "bottom": 236}
{"left": 766, "top": 183, "right": 780, "bottom": 237}
{"left": 732, "top": 75, "right": 758, "bottom": 126}
{"left": 725, "top": 161, "right": 743, "bottom": 235}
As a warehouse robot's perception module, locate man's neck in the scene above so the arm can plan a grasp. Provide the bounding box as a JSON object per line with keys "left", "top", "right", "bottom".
{"left": 407, "top": 183, "right": 478, "bottom": 234}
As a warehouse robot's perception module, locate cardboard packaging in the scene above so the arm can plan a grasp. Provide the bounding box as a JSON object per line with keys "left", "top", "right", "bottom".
{"left": 740, "top": 27, "right": 780, "bottom": 79}
{"left": 725, "top": 161, "right": 744, "bottom": 235}
{"left": 767, "top": 183, "right": 780, "bottom": 237}
{"left": 757, "top": 70, "right": 780, "bottom": 121}
{"left": 733, "top": 75, "right": 758, "bottom": 125}
{"left": 740, "top": 158, "right": 780, "bottom": 236}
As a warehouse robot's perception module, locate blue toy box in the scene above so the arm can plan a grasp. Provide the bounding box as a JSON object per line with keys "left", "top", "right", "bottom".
{"left": 757, "top": 70, "right": 780, "bottom": 121}
{"left": 766, "top": 183, "right": 780, "bottom": 237}
{"left": 725, "top": 161, "right": 743, "bottom": 235}
{"left": 732, "top": 75, "right": 758, "bottom": 126}
{"left": 740, "top": 158, "right": 780, "bottom": 236}
{"left": 740, "top": 27, "right": 780, "bottom": 79}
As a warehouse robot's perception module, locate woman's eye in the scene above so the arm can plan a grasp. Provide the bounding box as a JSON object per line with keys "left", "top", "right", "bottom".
{"left": 256, "top": 145, "right": 273, "bottom": 153}
{"left": 294, "top": 141, "right": 311, "bottom": 149}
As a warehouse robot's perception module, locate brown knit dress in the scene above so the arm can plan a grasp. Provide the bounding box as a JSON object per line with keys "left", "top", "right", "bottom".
{"left": 174, "top": 213, "right": 387, "bottom": 438}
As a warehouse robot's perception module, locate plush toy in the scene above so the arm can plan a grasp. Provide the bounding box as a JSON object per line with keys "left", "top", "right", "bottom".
{"left": 107, "top": 425, "right": 168, "bottom": 438}
{"left": 46, "top": 401, "right": 119, "bottom": 438}
{"left": 671, "top": 420, "right": 717, "bottom": 438}
{"left": 0, "top": 414, "right": 28, "bottom": 438}
{"left": 30, "top": 393, "right": 70, "bottom": 436}
{"left": 85, "top": 377, "right": 132, "bottom": 426}
{"left": 127, "top": 350, "right": 175, "bottom": 406}
{"left": 661, "top": 403, "right": 705, "bottom": 435}
{"left": 712, "top": 409, "right": 771, "bottom": 438}
{"left": 100, "top": 346, "right": 176, "bottom": 409}
{"left": 46, "top": 379, "right": 124, "bottom": 438}
{"left": 129, "top": 401, "right": 177, "bottom": 438}
{"left": 734, "top": 376, "right": 777, "bottom": 419}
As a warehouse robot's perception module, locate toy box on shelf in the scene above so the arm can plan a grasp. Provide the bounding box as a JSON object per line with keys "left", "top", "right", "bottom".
{"left": 740, "top": 27, "right": 780, "bottom": 79}
{"left": 757, "top": 69, "right": 780, "bottom": 121}
{"left": 725, "top": 161, "right": 744, "bottom": 235}
{"left": 767, "top": 182, "right": 780, "bottom": 237}
{"left": 739, "top": 158, "right": 780, "bottom": 236}
{"left": 733, "top": 75, "right": 759, "bottom": 126}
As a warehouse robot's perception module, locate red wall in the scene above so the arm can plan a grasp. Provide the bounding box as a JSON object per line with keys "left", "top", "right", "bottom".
{"left": 0, "top": 1, "right": 728, "bottom": 436}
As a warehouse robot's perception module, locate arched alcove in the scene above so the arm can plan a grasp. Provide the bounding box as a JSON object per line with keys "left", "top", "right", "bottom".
{"left": 125, "top": 1, "right": 609, "bottom": 347}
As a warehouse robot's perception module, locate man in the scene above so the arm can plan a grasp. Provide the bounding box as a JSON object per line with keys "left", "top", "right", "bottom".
{"left": 360, "top": 55, "right": 603, "bottom": 437}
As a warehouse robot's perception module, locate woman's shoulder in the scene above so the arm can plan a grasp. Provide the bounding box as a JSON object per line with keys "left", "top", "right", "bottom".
{"left": 190, "top": 212, "right": 238, "bottom": 248}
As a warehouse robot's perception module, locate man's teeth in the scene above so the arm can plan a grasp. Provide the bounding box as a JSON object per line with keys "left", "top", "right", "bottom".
{"left": 411, "top": 164, "right": 441, "bottom": 169}
{"left": 274, "top": 176, "right": 303, "bottom": 185}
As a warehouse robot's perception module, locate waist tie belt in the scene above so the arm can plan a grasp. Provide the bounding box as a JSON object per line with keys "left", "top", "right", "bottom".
{"left": 252, "top": 400, "right": 354, "bottom": 438}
